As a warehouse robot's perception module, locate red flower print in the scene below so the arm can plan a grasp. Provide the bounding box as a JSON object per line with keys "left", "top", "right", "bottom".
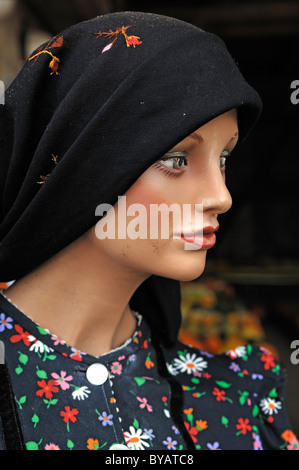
{"left": 60, "top": 406, "right": 79, "bottom": 424}
{"left": 236, "top": 418, "right": 252, "bottom": 435}
{"left": 184, "top": 422, "right": 198, "bottom": 443}
{"left": 260, "top": 352, "right": 276, "bottom": 370}
{"left": 125, "top": 35, "right": 142, "bottom": 47}
{"left": 212, "top": 387, "right": 226, "bottom": 402}
{"left": 36, "top": 379, "right": 59, "bottom": 399}
{"left": 10, "top": 324, "right": 31, "bottom": 346}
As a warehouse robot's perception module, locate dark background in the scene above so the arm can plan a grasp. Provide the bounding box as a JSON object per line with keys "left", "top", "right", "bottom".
{"left": 1, "top": 0, "right": 298, "bottom": 434}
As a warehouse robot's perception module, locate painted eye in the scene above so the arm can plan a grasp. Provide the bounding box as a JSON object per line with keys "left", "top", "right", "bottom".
{"left": 160, "top": 152, "right": 189, "bottom": 170}
{"left": 219, "top": 150, "right": 230, "bottom": 168}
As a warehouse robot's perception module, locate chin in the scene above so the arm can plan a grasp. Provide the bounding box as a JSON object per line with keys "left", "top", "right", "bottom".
{"left": 154, "top": 252, "right": 207, "bottom": 283}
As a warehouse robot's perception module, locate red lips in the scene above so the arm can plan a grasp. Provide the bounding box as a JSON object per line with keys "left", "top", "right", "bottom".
{"left": 180, "top": 225, "right": 219, "bottom": 249}
{"left": 182, "top": 225, "right": 219, "bottom": 237}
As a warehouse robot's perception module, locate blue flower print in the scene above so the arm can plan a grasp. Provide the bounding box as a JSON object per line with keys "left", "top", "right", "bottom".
{"left": 207, "top": 441, "right": 221, "bottom": 450}
{"left": 0, "top": 313, "right": 13, "bottom": 332}
{"left": 97, "top": 410, "right": 113, "bottom": 426}
{"left": 163, "top": 437, "right": 177, "bottom": 450}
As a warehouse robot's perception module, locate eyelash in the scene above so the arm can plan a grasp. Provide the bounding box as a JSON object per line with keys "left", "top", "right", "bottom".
{"left": 154, "top": 150, "right": 231, "bottom": 178}
{"left": 153, "top": 152, "right": 189, "bottom": 179}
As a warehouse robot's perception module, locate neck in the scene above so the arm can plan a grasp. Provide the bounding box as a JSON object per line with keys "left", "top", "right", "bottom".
{"left": 5, "top": 229, "right": 149, "bottom": 356}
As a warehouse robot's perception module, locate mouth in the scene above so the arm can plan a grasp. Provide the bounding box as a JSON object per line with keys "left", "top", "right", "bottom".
{"left": 180, "top": 225, "right": 219, "bottom": 249}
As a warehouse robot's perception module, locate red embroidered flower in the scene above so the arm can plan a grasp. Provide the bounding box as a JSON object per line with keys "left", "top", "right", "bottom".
{"left": 236, "top": 418, "right": 252, "bottom": 435}
{"left": 212, "top": 387, "right": 226, "bottom": 401}
{"left": 10, "top": 324, "right": 31, "bottom": 346}
{"left": 60, "top": 406, "right": 79, "bottom": 424}
{"left": 49, "top": 56, "right": 60, "bottom": 75}
{"left": 184, "top": 422, "right": 198, "bottom": 443}
{"left": 260, "top": 352, "right": 276, "bottom": 370}
{"left": 36, "top": 379, "right": 59, "bottom": 399}
{"left": 125, "top": 35, "right": 142, "bottom": 47}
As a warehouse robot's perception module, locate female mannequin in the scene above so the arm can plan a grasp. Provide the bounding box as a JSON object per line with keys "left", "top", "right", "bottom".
{"left": 0, "top": 11, "right": 297, "bottom": 451}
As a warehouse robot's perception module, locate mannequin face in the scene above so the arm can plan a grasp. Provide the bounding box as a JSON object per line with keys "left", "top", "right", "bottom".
{"left": 92, "top": 109, "right": 238, "bottom": 282}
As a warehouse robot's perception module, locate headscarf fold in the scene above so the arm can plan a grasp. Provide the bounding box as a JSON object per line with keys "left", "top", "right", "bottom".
{"left": 0, "top": 11, "right": 262, "bottom": 344}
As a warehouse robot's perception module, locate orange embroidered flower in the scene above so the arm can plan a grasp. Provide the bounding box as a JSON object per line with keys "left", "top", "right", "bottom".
{"left": 196, "top": 419, "right": 208, "bottom": 430}
{"left": 87, "top": 438, "right": 99, "bottom": 450}
{"left": 281, "top": 430, "right": 297, "bottom": 442}
{"left": 95, "top": 25, "right": 142, "bottom": 53}
{"left": 29, "top": 36, "right": 63, "bottom": 75}
{"left": 145, "top": 354, "right": 154, "bottom": 369}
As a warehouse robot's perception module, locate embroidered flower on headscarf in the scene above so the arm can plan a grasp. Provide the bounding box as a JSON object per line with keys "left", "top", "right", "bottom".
{"left": 29, "top": 36, "right": 63, "bottom": 75}
{"left": 95, "top": 25, "right": 142, "bottom": 53}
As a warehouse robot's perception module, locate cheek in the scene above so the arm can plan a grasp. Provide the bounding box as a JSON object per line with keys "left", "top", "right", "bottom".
{"left": 124, "top": 177, "right": 167, "bottom": 208}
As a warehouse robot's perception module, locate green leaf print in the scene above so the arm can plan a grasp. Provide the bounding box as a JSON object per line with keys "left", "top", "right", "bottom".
{"left": 215, "top": 381, "right": 232, "bottom": 389}
{"left": 32, "top": 413, "right": 39, "bottom": 428}
{"left": 268, "top": 388, "right": 278, "bottom": 398}
{"left": 133, "top": 419, "right": 139, "bottom": 430}
{"left": 252, "top": 405, "right": 259, "bottom": 418}
{"left": 15, "top": 365, "right": 23, "bottom": 375}
{"left": 238, "top": 390, "right": 249, "bottom": 405}
{"left": 36, "top": 365, "right": 48, "bottom": 379}
{"left": 37, "top": 326, "right": 49, "bottom": 335}
{"left": 18, "top": 351, "right": 28, "bottom": 365}
{"left": 221, "top": 416, "right": 229, "bottom": 428}
{"left": 26, "top": 439, "right": 43, "bottom": 450}
{"left": 15, "top": 395, "right": 26, "bottom": 410}
{"left": 134, "top": 377, "right": 146, "bottom": 386}
{"left": 67, "top": 439, "right": 75, "bottom": 450}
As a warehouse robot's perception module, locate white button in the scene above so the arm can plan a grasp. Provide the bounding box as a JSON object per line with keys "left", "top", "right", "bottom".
{"left": 86, "top": 363, "right": 109, "bottom": 386}
{"left": 109, "top": 444, "right": 129, "bottom": 450}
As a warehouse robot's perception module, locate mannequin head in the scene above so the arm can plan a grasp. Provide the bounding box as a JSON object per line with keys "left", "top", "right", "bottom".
{"left": 89, "top": 109, "right": 238, "bottom": 282}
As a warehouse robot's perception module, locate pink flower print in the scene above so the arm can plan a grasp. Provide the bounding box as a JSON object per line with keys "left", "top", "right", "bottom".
{"left": 110, "top": 361, "right": 122, "bottom": 375}
{"left": 51, "top": 371, "right": 73, "bottom": 390}
{"left": 137, "top": 397, "right": 153, "bottom": 412}
{"left": 45, "top": 443, "right": 60, "bottom": 450}
{"left": 287, "top": 438, "right": 299, "bottom": 450}
{"left": 51, "top": 335, "right": 65, "bottom": 346}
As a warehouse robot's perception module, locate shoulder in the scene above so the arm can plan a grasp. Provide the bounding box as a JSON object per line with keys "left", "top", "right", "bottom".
{"left": 163, "top": 340, "right": 286, "bottom": 395}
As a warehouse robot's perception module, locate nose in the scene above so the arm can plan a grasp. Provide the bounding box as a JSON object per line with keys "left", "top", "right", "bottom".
{"left": 196, "top": 164, "right": 233, "bottom": 217}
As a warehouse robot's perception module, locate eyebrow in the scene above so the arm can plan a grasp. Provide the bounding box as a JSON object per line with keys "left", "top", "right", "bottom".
{"left": 189, "top": 130, "right": 239, "bottom": 144}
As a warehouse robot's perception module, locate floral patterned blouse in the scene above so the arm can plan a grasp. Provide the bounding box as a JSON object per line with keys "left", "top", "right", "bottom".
{"left": 0, "top": 291, "right": 297, "bottom": 451}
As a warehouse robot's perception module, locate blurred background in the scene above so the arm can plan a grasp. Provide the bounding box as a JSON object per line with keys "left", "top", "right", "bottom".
{"left": 0, "top": 0, "right": 298, "bottom": 435}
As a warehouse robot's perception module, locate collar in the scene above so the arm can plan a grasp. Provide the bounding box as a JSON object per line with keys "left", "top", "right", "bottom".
{"left": 0, "top": 290, "right": 148, "bottom": 366}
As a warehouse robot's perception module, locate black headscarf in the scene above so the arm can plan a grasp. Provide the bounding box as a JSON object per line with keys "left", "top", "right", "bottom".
{"left": 0, "top": 11, "right": 262, "bottom": 345}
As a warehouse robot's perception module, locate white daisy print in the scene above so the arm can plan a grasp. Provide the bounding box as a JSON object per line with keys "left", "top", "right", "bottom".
{"left": 226, "top": 346, "right": 247, "bottom": 360}
{"left": 29, "top": 338, "right": 54, "bottom": 354}
{"left": 172, "top": 352, "right": 208, "bottom": 375}
{"left": 123, "top": 426, "right": 150, "bottom": 450}
{"left": 72, "top": 386, "right": 91, "bottom": 400}
{"left": 260, "top": 397, "right": 282, "bottom": 415}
